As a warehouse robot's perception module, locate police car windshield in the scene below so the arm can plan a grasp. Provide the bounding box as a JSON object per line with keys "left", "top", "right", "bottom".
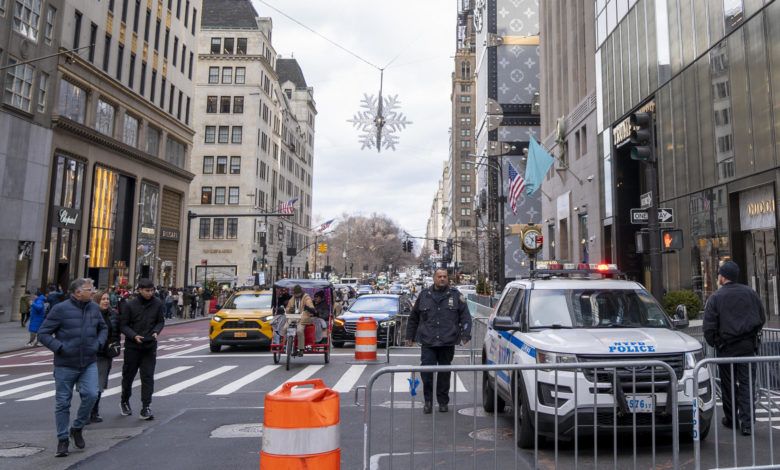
{"left": 528, "top": 289, "right": 669, "bottom": 329}
{"left": 223, "top": 293, "right": 272, "bottom": 310}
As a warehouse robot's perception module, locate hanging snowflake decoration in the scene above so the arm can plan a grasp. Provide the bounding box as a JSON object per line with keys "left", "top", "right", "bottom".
{"left": 347, "top": 93, "right": 412, "bottom": 152}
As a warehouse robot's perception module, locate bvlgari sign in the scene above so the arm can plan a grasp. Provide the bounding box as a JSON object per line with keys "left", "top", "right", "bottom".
{"left": 52, "top": 206, "right": 80, "bottom": 229}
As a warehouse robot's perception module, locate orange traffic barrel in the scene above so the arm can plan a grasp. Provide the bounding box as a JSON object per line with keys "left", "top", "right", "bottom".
{"left": 260, "top": 379, "right": 340, "bottom": 470}
{"left": 355, "top": 317, "right": 377, "bottom": 361}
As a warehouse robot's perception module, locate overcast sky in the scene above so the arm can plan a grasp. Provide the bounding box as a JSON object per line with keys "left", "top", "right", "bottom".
{"left": 251, "top": 0, "right": 457, "bottom": 237}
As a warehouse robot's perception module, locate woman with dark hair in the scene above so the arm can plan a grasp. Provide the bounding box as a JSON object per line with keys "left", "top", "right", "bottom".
{"left": 90, "top": 290, "right": 120, "bottom": 423}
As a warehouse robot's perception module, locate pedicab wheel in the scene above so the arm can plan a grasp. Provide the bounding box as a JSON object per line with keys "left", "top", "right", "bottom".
{"left": 285, "top": 335, "right": 294, "bottom": 370}
{"left": 273, "top": 350, "right": 280, "bottom": 364}
{"left": 324, "top": 342, "right": 330, "bottom": 364}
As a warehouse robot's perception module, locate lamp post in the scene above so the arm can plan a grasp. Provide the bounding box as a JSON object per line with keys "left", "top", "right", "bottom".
{"left": 474, "top": 157, "right": 506, "bottom": 290}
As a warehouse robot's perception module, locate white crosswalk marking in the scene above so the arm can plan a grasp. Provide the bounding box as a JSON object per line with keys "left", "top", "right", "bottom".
{"left": 102, "top": 366, "right": 193, "bottom": 397}
{"left": 0, "top": 374, "right": 7, "bottom": 378}
{"left": 155, "top": 366, "right": 237, "bottom": 396}
{"left": 161, "top": 344, "right": 211, "bottom": 357}
{"left": 332, "top": 365, "right": 366, "bottom": 393}
{"left": 0, "top": 372, "right": 50, "bottom": 387}
{"left": 271, "top": 365, "right": 324, "bottom": 393}
{"left": 0, "top": 380, "right": 54, "bottom": 398}
{"left": 208, "top": 365, "right": 280, "bottom": 395}
{"left": 391, "top": 371, "right": 468, "bottom": 394}
{"left": 18, "top": 372, "right": 124, "bottom": 402}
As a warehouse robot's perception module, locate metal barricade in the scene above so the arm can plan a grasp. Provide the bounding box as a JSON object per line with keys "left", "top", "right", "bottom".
{"left": 359, "top": 360, "right": 681, "bottom": 470}
{"left": 692, "top": 355, "right": 780, "bottom": 470}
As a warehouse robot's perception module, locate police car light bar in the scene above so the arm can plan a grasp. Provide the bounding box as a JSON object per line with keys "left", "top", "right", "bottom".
{"left": 531, "top": 262, "right": 621, "bottom": 278}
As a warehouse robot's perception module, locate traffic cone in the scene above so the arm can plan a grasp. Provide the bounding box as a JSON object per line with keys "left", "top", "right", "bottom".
{"left": 260, "top": 379, "right": 340, "bottom": 469}
{"left": 354, "top": 317, "right": 377, "bottom": 361}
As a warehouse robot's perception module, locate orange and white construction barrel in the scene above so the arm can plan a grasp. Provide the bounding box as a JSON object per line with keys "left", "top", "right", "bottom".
{"left": 260, "top": 379, "right": 340, "bottom": 470}
{"left": 354, "top": 316, "right": 377, "bottom": 361}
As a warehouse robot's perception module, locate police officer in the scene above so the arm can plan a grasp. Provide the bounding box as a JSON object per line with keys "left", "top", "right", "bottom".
{"left": 703, "top": 261, "right": 765, "bottom": 436}
{"left": 406, "top": 268, "right": 472, "bottom": 414}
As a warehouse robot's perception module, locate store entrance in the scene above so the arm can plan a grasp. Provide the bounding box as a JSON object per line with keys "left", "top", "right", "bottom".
{"left": 745, "top": 229, "right": 778, "bottom": 317}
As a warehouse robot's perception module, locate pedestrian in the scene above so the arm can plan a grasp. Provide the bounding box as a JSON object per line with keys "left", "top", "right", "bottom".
{"left": 119, "top": 278, "right": 164, "bottom": 420}
{"left": 703, "top": 260, "right": 766, "bottom": 436}
{"left": 176, "top": 289, "right": 184, "bottom": 318}
{"left": 190, "top": 288, "right": 198, "bottom": 318}
{"left": 19, "top": 290, "right": 31, "bottom": 327}
{"left": 406, "top": 268, "right": 472, "bottom": 414}
{"left": 164, "top": 290, "right": 174, "bottom": 319}
{"left": 109, "top": 286, "right": 118, "bottom": 310}
{"left": 37, "top": 278, "right": 107, "bottom": 457}
{"left": 27, "top": 291, "right": 46, "bottom": 346}
{"left": 286, "top": 285, "right": 315, "bottom": 356}
{"left": 182, "top": 287, "right": 192, "bottom": 318}
{"left": 47, "top": 285, "right": 63, "bottom": 313}
{"left": 89, "top": 290, "right": 120, "bottom": 423}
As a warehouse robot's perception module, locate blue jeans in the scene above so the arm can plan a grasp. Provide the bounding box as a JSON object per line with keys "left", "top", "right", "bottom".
{"left": 54, "top": 363, "right": 98, "bottom": 441}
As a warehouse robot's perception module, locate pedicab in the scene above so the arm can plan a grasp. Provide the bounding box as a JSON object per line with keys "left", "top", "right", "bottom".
{"left": 269, "top": 279, "right": 333, "bottom": 370}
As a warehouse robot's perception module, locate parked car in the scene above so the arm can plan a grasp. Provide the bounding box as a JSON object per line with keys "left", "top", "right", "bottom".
{"left": 456, "top": 284, "right": 477, "bottom": 296}
{"left": 356, "top": 284, "right": 374, "bottom": 297}
{"left": 209, "top": 289, "right": 274, "bottom": 352}
{"left": 332, "top": 294, "right": 412, "bottom": 347}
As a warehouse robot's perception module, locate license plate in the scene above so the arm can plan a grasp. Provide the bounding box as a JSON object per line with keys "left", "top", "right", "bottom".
{"left": 627, "top": 395, "right": 654, "bottom": 413}
{"left": 286, "top": 328, "right": 296, "bottom": 336}
{"left": 234, "top": 331, "right": 247, "bottom": 338}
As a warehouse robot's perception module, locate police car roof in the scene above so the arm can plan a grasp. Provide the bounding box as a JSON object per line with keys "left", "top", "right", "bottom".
{"left": 506, "top": 278, "right": 644, "bottom": 290}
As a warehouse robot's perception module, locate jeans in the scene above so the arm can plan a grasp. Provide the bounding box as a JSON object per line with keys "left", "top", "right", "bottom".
{"left": 420, "top": 346, "right": 455, "bottom": 405}
{"left": 54, "top": 363, "right": 98, "bottom": 441}
{"left": 121, "top": 346, "right": 157, "bottom": 406}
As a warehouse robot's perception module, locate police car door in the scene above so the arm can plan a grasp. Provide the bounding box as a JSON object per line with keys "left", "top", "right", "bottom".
{"left": 492, "top": 287, "right": 525, "bottom": 396}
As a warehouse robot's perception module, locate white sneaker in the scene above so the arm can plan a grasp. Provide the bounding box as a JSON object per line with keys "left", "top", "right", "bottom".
{"left": 26, "top": 341, "right": 34, "bottom": 347}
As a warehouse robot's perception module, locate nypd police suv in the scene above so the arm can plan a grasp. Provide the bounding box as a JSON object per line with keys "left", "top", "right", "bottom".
{"left": 482, "top": 264, "right": 714, "bottom": 448}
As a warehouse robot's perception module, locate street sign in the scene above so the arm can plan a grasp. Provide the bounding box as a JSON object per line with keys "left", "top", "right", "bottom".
{"left": 640, "top": 191, "right": 652, "bottom": 209}
{"left": 630, "top": 208, "right": 674, "bottom": 224}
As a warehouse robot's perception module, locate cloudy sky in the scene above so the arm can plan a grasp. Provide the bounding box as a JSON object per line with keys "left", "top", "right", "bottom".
{"left": 251, "top": 0, "right": 457, "bottom": 237}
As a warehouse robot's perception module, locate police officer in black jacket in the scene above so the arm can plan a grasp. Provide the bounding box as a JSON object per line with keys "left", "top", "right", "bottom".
{"left": 406, "top": 268, "right": 472, "bottom": 414}
{"left": 703, "top": 261, "right": 765, "bottom": 435}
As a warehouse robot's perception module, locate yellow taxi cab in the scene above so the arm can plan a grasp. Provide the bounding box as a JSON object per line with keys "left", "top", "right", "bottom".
{"left": 209, "top": 289, "right": 274, "bottom": 352}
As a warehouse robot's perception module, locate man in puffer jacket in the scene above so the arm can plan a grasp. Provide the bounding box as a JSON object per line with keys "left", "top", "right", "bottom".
{"left": 38, "top": 278, "right": 107, "bottom": 457}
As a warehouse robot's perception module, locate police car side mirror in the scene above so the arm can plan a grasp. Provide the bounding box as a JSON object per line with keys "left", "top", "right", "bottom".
{"left": 672, "top": 304, "right": 689, "bottom": 329}
{"left": 493, "top": 316, "right": 520, "bottom": 331}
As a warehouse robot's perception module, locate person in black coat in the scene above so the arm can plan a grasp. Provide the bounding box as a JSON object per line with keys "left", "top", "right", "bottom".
{"left": 703, "top": 261, "right": 766, "bottom": 435}
{"left": 90, "top": 290, "right": 120, "bottom": 423}
{"left": 119, "top": 278, "right": 164, "bottom": 420}
{"left": 406, "top": 269, "right": 472, "bottom": 414}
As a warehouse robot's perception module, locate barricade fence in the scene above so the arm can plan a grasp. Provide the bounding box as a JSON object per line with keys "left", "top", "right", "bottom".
{"left": 383, "top": 315, "right": 490, "bottom": 364}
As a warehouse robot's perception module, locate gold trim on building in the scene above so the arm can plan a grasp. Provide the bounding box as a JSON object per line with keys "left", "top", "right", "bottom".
{"left": 500, "top": 35, "right": 540, "bottom": 46}
{"left": 143, "top": 41, "right": 148, "bottom": 61}
{"left": 132, "top": 33, "right": 138, "bottom": 54}
{"left": 157, "top": 1, "right": 162, "bottom": 19}
{"left": 106, "top": 11, "right": 114, "bottom": 36}
{"left": 162, "top": 61, "right": 167, "bottom": 77}
{"left": 120, "top": 23, "right": 126, "bottom": 45}
{"left": 153, "top": 51, "right": 158, "bottom": 70}
{"left": 166, "top": 11, "right": 171, "bottom": 29}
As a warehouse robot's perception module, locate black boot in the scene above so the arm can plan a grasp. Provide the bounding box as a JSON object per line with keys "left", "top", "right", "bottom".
{"left": 90, "top": 394, "right": 103, "bottom": 423}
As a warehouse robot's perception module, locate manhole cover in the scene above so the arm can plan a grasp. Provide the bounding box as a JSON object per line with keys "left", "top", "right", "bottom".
{"left": 469, "top": 427, "right": 514, "bottom": 441}
{"left": 458, "top": 407, "right": 514, "bottom": 418}
{"left": 210, "top": 423, "right": 263, "bottom": 438}
{"left": 0, "top": 442, "right": 45, "bottom": 458}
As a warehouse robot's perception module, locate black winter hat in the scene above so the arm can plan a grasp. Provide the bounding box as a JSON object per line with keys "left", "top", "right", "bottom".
{"left": 718, "top": 261, "right": 739, "bottom": 282}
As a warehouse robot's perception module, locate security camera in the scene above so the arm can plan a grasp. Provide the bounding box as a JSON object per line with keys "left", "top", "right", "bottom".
{"left": 586, "top": 175, "right": 594, "bottom": 182}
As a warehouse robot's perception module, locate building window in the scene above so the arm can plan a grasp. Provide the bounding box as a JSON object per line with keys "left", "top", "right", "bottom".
{"left": 159, "top": 77, "right": 165, "bottom": 108}
{"left": 168, "top": 83, "right": 174, "bottom": 113}
{"left": 212, "top": 218, "right": 224, "bottom": 238}
{"left": 43, "top": 4, "right": 54, "bottom": 45}
{"left": 185, "top": 96, "right": 190, "bottom": 124}
{"left": 210, "top": 37, "right": 220, "bottom": 54}
{"left": 0, "top": 0, "right": 5, "bottom": 16}
{"left": 217, "top": 126, "right": 229, "bottom": 143}
{"left": 122, "top": 114, "right": 139, "bottom": 147}
{"left": 146, "top": 126, "right": 160, "bottom": 155}
{"left": 460, "top": 208, "right": 471, "bottom": 216}
{"left": 188, "top": 52, "right": 193, "bottom": 79}
{"left": 133, "top": 0, "right": 140, "bottom": 32}
{"left": 164, "top": 137, "right": 185, "bottom": 168}
{"left": 221, "top": 67, "right": 232, "bottom": 84}
{"left": 231, "top": 126, "right": 242, "bottom": 143}
{"left": 88, "top": 22, "right": 97, "bottom": 62}
{"left": 460, "top": 140, "right": 470, "bottom": 148}
{"left": 223, "top": 37, "right": 234, "bottom": 54}
{"left": 226, "top": 218, "right": 238, "bottom": 239}
{"left": 202, "top": 155, "right": 213, "bottom": 173}
{"left": 235, "top": 67, "right": 245, "bottom": 84}
{"left": 184, "top": 0, "right": 189, "bottom": 26}
{"left": 154, "top": 19, "right": 160, "bottom": 49}
{"left": 208, "top": 66, "right": 218, "bottom": 84}
{"left": 216, "top": 156, "right": 227, "bottom": 174}
{"left": 219, "top": 95, "right": 230, "bottom": 113}
{"left": 460, "top": 129, "right": 471, "bottom": 136}
{"left": 3, "top": 58, "right": 33, "bottom": 112}
{"left": 460, "top": 173, "right": 471, "bottom": 181}
{"left": 144, "top": 8, "right": 150, "bottom": 42}
{"left": 116, "top": 44, "right": 124, "bottom": 80}
{"left": 177, "top": 90, "right": 182, "bottom": 119}
{"left": 233, "top": 96, "right": 243, "bottom": 113}
{"left": 74, "top": 11, "right": 84, "bottom": 49}
{"left": 163, "top": 28, "right": 169, "bottom": 57}
{"left": 13, "top": 0, "right": 41, "bottom": 41}
{"left": 460, "top": 95, "right": 471, "bottom": 102}
{"left": 214, "top": 187, "right": 225, "bottom": 204}
{"left": 204, "top": 126, "right": 216, "bottom": 143}
{"left": 460, "top": 84, "right": 470, "bottom": 92}
{"left": 460, "top": 185, "right": 470, "bottom": 193}
{"left": 96, "top": 99, "right": 115, "bottom": 136}
{"left": 200, "top": 187, "right": 212, "bottom": 204}
{"left": 36, "top": 71, "right": 47, "bottom": 112}
{"left": 230, "top": 156, "right": 240, "bottom": 174}
{"left": 172, "top": 36, "right": 178, "bottom": 65}
{"left": 460, "top": 105, "right": 470, "bottom": 114}
{"left": 150, "top": 70, "right": 156, "bottom": 101}
{"left": 103, "top": 34, "right": 111, "bottom": 72}
{"left": 237, "top": 38, "right": 247, "bottom": 55}
{"left": 198, "top": 218, "right": 210, "bottom": 238}
{"left": 180, "top": 44, "right": 186, "bottom": 73}
{"left": 191, "top": 8, "right": 196, "bottom": 34}
{"left": 228, "top": 186, "right": 239, "bottom": 204}
{"left": 139, "top": 61, "right": 147, "bottom": 95}
{"left": 128, "top": 54, "right": 136, "bottom": 88}
{"left": 121, "top": 0, "right": 128, "bottom": 22}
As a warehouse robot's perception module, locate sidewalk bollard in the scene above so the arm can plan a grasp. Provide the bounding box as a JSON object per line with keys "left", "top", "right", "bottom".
{"left": 355, "top": 317, "right": 377, "bottom": 361}
{"left": 260, "top": 379, "right": 340, "bottom": 470}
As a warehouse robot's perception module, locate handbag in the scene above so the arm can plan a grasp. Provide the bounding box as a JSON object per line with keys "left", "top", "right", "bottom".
{"left": 106, "top": 341, "right": 121, "bottom": 358}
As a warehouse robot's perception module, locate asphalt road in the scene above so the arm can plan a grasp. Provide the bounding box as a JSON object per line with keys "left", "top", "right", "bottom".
{"left": 1, "top": 320, "right": 778, "bottom": 469}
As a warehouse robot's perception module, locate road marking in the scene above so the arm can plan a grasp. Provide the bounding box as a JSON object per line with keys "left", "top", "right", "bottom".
{"left": 18, "top": 372, "right": 124, "bottom": 402}
{"left": 332, "top": 365, "right": 366, "bottom": 393}
{"left": 208, "top": 365, "right": 280, "bottom": 395}
{"left": 0, "top": 380, "right": 54, "bottom": 398}
{"left": 391, "top": 372, "right": 468, "bottom": 394}
{"left": 271, "top": 365, "right": 324, "bottom": 393}
{"left": 0, "top": 372, "right": 50, "bottom": 387}
{"left": 102, "top": 366, "right": 193, "bottom": 397}
{"left": 155, "top": 365, "right": 237, "bottom": 396}
{"left": 0, "top": 374, "right": 6, "bottom": 378}
{"left": 159, "top": 344, "right": 211, "bottom": 358}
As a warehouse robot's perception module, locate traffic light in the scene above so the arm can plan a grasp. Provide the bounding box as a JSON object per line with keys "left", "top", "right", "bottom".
{"left": 433, "top": 239, "right": 440, "bottom": 252}
{"left": 406, "top": 240, "right": 413, "bottom": 252}
{"left": 661, "top": 229, "right": 683, "bottom": 251}
{"left": 629, "top": 112, "right": 655, "bottom": 162}
{"left": 317, "top": 243, "right": 327, "bottom": 253}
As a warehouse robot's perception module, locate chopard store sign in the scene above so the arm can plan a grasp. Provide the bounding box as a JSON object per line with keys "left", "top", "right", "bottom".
{"left": 52, "top": 206, "right": 80, "bottom": 229}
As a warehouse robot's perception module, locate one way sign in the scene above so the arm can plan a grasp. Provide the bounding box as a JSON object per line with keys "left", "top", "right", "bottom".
{"left": 630, "top": 208, "right": 675, "bottom": 224}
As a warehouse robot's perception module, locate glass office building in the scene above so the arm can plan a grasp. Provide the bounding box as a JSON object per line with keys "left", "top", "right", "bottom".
{"left": 596, "top": 0, "right": 779, "bottom": 317}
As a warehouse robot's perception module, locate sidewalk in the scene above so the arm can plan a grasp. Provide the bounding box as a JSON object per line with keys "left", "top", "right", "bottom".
{"left": 0, "top": 316, "right": 210, "bottom": 355}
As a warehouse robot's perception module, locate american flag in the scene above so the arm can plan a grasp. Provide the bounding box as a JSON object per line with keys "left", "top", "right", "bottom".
{"left": 280, "top": 198, "right": 298, "bottom": 215}
{"left": 507, "top": 162, "right": 526, "bottom": 216}
{"left": 317, "top": 219, "right": 334, "bottom": 233}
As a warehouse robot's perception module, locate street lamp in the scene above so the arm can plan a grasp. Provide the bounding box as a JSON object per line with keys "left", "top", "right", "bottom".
{"left": 473, "top": 156, "right": 507, "bottom": 289}
{"left": 343, "top": 245, "right": 363, "bottom": 276}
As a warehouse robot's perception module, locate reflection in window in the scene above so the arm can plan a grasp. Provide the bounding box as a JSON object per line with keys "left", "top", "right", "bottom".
{"left": 4, "top": 58, "right": 34, "bottom": 111}
{"left": 123, "top": 114, "right": 139, "bottom": 147}
{"left": 13, "top": 0, "right": 41, "bottom": 41}
{"left": 226, "top": 218, "right": 238, "bottom": 239}
{"left": 709, "top": 42, "right": 735, "bottom": 182}
{"left": 722, "top": 0, "right": 743, "bottom": 34}
{"left": 199, "top": 218, "right": 210, "bottom": 238}
{"left": 146, "top": 126, "right": 160, "bottom": 156}
{"left": 688, "top": 186, "right": 730, "bottom": 304}
{"left": 96, "top": 99, "right": 115, "bottom": 136}
{"left": 212, "top": 218, "right": 224, "bottom": 238}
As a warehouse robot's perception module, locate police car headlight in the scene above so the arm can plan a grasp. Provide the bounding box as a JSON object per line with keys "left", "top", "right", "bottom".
{"left": 536, "top": 350, "right": 578, "bottom": 365}
{"left": 685, "top": 349, "right": 704, "bottom": 369}
{"left": 213, "top": 315, "right": 224, "bottom": 322}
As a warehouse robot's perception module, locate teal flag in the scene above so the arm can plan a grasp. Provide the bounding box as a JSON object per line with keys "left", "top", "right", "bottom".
{"left": 524, "top": 136, "right": 554, "bottom": 196}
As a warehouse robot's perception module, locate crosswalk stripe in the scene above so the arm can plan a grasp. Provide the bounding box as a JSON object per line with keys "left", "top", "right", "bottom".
{"left": 208, "top": 365, "right": 279, "bottom": 395}
{"left": 0, "top": 380, "right": 55, "bottom": 398}
{"left": 0, "top": 372, "right": 50, "bottom": 387}
{"left": 102, "top": 366, "right": 193, "bottom": 397}
{"left": 0, "top": 374, "right": 7, "bottom": 378}
{"left": 155, "top": 366, "right": 237, "bottom": 396}
{"left": 332, "top": 365, "right": 366, "bottom": 393}
{"left": 271, "top": 365, "right": 324, "bottom": 393}
{"left": 391, "top": 372, "right": 468, "bottom": 394}
{"left": 160, "top": 344, "right": 211, "bottom": 358}
{"left": 18, "top": 371, "right": 124, "bottom": 402}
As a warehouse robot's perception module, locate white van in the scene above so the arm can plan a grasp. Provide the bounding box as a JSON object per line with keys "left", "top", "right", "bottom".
{"left": 341, "top": 277, "right": 359, "bottom": 287}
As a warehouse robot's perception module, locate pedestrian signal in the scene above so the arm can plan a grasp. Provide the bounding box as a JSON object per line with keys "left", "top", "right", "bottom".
{"left": 318, "top": 243, "right": 327, "bottom": 253}
{"left": 662, "top": 229, "right": 683, "bottom": 251}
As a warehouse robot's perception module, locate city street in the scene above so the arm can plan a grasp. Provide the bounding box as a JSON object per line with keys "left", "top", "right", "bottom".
{"left": 0, "top": 319, "right": 777, "bottom": 469}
